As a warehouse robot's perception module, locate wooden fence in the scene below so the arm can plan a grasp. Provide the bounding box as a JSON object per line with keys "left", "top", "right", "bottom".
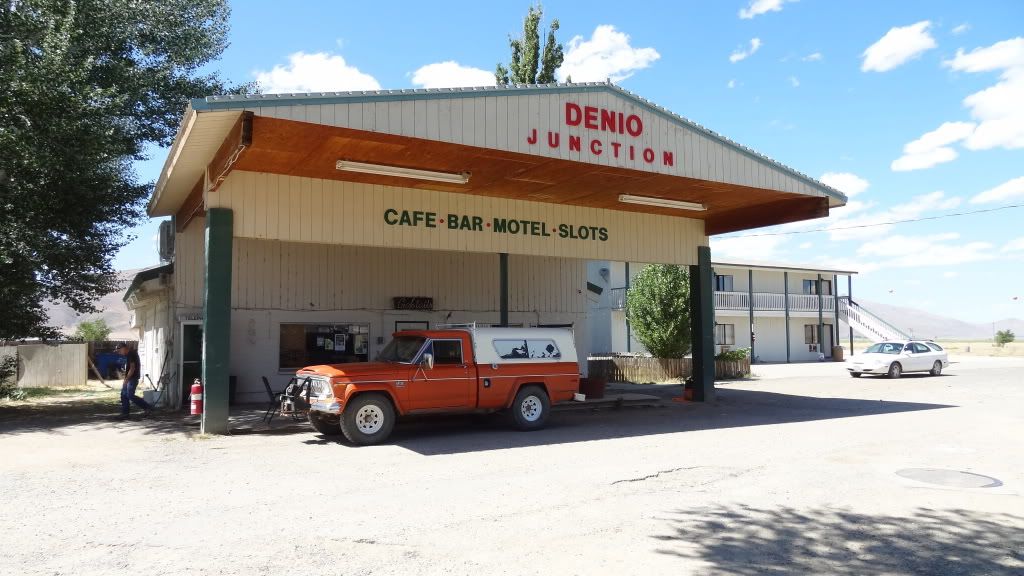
{"left": 1, "top": 343, "right": 88, "bottom": 388}
{"left": 588, "top": 356, "right": 750, "bottom": 383}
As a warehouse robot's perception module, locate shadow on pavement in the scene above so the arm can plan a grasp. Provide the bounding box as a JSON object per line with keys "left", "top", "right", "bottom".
{"left": 652, "top": 505, "right": 1024, "bottom": 575}
{"left": 0, "top": 398, "right": 189, "bottom": 437}
{"left": 1, "top": 387, "right": 956, "bottom": 450}
{"left": 305, "top": 387, "right": 955, "bottom": 456}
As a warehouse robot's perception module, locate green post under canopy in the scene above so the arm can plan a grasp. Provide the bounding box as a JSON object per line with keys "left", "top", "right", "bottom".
{"left": 202, "top": 208, "right": 233, "bottom": 434}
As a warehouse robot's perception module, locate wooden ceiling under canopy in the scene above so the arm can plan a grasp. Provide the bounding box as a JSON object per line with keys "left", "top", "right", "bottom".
{"left": 195, "top": 114, "right": 830, "bottom": 236}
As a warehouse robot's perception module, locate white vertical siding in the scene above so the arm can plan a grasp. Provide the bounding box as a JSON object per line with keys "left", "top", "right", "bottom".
{"left": 208, "top": 172, "right": 706, "bottom": 266}
{"left": 174, "top": 216, "right": 206, "bottom": 308}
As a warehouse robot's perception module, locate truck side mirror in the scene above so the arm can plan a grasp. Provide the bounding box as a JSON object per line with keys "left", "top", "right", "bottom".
{"left": 421, "top": 353, "right": 434, "bottom": 370}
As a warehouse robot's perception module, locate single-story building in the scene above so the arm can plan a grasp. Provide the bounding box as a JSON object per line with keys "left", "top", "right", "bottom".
{"left": 124, "top": 81, "right": 847, "bottom": 432}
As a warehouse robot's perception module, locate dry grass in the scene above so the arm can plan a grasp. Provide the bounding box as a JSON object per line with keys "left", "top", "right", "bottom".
{"left": 936, "top": 340, "right": 1024, "bottom": 357}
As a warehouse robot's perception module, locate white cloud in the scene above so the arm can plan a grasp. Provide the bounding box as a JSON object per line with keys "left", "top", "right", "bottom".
{"left": 944, "top": 37, "right": 1024, "bottom": 150}
{"left": 802, "top": 52, "right": 823, "bottom": 62}
{"left": 798, "top": 241, "right": 812, "bottom": 249}
{"left": 890, "top": 121, "right": 976, "bottom": 171}
{"left": 727, "top": 79, "right": 737, "bottom": 89}
{"left": 739, "top": 0, "right": 797, "bottom": 19}
{"left": 1003, "top": 237, "right": 1024, "bottom": 252}
{"left": 943, "top": 271, "right": 959, "bottom": 278}
{"left": 557, "top": 25, "right": 660, "bottom": 83}
{"left": 857, "top": 232, "right": 995, "bottom": 268}
{"left": 730, "top": 38, "right": 762, "bottom": 63}
{"left": 819, "top": 172, "right": 869, "bottom": 197}
{"left": 789, "top": 76, "right": 800, "bottom": 87}
{"left": 952, "top": 23, "right": 970, "bottom": 36}
{"left": 861, "top": 21, "right": 937, "bottom": 72}
{"left": 254, "top": 52, "right": 380, "bottom": 93}
{"left": 970, "top": 176, "right": 1024, "bottom": 204}
{"left": 411, "top": 61, "right": 493, "bottom": 88}
{"left": 710, "top": 234, "right": 786, "bottom": 259}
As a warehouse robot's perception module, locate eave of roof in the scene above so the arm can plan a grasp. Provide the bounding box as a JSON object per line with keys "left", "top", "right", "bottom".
{"left": 711, "top": 258, "right": 857, "bottom": 275}
{"left": 186, "top": 81, "right": 846, "bottom": 205}
{"left": 123, "top": 262, "right": 174, "bottom": 302}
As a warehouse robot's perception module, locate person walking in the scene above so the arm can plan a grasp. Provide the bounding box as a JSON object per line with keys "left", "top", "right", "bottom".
{"left": 116, "top": 343, "right": 152, "bottom": 419}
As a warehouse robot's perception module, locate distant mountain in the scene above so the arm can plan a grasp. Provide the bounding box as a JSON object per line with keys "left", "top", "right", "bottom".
{"left": 46, "top": 270, "right": 138, "bottom": 340}
{"left": 856, "top": 298, "right": 1023, "bottom": 341}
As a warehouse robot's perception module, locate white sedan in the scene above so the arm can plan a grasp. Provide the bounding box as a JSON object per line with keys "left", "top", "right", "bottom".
{"left": 846, "top": 340, "right": 949, "bottom": 378}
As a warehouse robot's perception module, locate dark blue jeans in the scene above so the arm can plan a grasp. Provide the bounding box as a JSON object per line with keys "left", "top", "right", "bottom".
{"left": 121, "top": 379, "right": 151, "bottom": 415}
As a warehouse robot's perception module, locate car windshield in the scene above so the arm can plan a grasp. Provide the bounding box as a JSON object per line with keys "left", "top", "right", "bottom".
{"left": 864, "top": 342, "right": 903, "bottom": 354}
{"left": 377, "top": 336, "right": 425, "bottom": 363}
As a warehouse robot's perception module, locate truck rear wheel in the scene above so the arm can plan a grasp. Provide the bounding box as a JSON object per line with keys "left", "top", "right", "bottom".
{"left": 511, "top": 385, "right": 550, "bottom": 431}
{"left": 341, "top": 394, "right": 395, "bottom": 445}
{"left": 308, "top": 411, "right": 341, "bottom": 436}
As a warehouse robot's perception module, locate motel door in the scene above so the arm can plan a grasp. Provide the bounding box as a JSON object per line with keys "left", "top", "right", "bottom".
{"left": 180, "top": 322, "right": 203, "bottom": 410}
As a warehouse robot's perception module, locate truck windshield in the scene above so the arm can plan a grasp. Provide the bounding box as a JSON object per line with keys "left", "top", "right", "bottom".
{"left": 378, "top": 336, "right": 426, "bottom": 363}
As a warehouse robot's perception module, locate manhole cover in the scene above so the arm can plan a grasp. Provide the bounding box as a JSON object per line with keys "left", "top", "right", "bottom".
{"left": 896, "top": 468, "right": 1002, "bottom": 488}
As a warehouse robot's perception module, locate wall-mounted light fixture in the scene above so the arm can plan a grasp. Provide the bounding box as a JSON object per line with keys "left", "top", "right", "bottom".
{"left": 618, "top": 194, "right": 706, "bottom": 211}
{"left": 336, "top": 160, "right": 470, "bottom": 184}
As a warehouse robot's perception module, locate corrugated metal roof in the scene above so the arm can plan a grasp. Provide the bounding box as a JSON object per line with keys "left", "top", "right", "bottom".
{"left": 712, "top": 258, "right": 857, "bottom": 275}
{"left": 189, "top": 81, "right": 846, "bottom": 203}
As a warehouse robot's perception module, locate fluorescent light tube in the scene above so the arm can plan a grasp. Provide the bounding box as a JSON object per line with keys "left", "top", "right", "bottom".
{"left": 618, "top": 194, "right": 706, "bottom": 211}
{"left": 336, "top": 160, "right": 470, "bottom": 184}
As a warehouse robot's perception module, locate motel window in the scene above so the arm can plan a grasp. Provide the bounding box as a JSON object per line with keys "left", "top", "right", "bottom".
{"left": 715, "top": 274, "right": 734, "bottom": 292}
{"left": 279, "top": 323, "right": 370, "bottom": 370}
{"left": 714, "top": 324, "right": 735, "bottom": 345}
{"left": 802, "top": 279, "right": 833, "bottom": 296}
{"left": 493, "top": 339, "right": 561, "bottom": 360}
{"left": 425, "top": 339, "right": 463, "bottom": 365}
{"left": 804, "top": 325, "right": 819, "bottom": 345}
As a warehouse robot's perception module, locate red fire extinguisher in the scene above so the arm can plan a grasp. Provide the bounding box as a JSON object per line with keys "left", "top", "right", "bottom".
{"left": 190, "top": 378, "right": 203, "bottom": 415}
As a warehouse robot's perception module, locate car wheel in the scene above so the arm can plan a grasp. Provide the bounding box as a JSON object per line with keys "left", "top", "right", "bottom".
{"left": 887, "top": 362, "right": 902, "bottom": 379}
{"left": 308, "top": 411, "right": 341, "bottom": 436}
{"left": 340, "top": 394, "right": 395, "bottom": 445}
{"left": 511, "top": 385, "right": 550, "bottom": 431}
{"left": 930, "top": 361, "right": 943, "bottom": 376}
{"left": 849, "top": 372, "right": 862, "bottom": 378}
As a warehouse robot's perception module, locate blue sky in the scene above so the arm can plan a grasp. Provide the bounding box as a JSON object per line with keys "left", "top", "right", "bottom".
{"left": 119, "top": 0, "right": 1024, "bottom": 324}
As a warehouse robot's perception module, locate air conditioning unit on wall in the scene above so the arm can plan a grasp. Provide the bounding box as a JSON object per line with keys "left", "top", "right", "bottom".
{"left": 158, "top": 220, "right": 174, "bottom": 263}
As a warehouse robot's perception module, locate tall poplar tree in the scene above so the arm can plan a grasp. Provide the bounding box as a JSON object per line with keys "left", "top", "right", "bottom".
{"left": 495, "top": 5, "right": 565, "bottom": 85}
{"left": 0, "top": 0, "right": 244, "bottom": 339}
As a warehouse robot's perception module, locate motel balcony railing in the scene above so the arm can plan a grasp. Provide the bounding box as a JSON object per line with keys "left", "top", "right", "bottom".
{"left": 713, "top": 291, "right": 835, "bottom": 312}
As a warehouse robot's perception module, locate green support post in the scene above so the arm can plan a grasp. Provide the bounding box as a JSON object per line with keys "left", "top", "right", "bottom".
{"left": 817, "top": 274, "right": 824, "bottom": 359}
{"left": 499, "top": 253, "right": 509, "bottom": 326}
{"left": 748, "top": 269, "right": 755, "bottom": 362}
{"left": 784, "top": 271, "right": 791, "bottom": 363}
{"left": 689, "top": 246, "right": 715, "bottom": 402}
{"left": 202, "top": 208, "right": 233, "bottom": 434}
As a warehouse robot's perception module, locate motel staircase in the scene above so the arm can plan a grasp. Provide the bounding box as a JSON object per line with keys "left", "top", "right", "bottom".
{"left": 837, "top": 297, "right": 910, "bottom": 343}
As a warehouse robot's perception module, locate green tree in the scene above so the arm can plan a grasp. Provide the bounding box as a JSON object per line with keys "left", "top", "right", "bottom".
{"left": 73, "top": 318, "right": 111, "bottom": 342}
{"left": 0, "top": 0, "right": 243, "bottom": 339}
{"left": 495, "top": 5, "right": 565, "bottom": 85}
{"left": 995, "top": 329, "right": 1015, "bottom": 347}
{"left": 625, "top": 264, "right": 692, "bottom": 358}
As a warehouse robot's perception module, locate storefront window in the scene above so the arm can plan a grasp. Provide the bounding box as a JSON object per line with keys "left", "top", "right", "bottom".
{"left": 279, "top": 323, "right": 370, "bottom": 370}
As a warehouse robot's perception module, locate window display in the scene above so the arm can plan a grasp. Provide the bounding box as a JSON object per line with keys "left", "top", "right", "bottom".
{"left": 279, "top": 323, "right": 370, "bottom": 369}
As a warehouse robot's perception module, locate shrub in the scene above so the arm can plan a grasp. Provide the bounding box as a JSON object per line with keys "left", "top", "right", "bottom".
{"left": 625, "top": 264, "right": 692, "bottom": 358}
{"left": 995, "top": 329, "right": 1015, "bottom": 347}
{"left": 716, "top": 348, "right": 750, "bottom": 362}
{"left": 73, "top": 319, "right": 112, "bottom": 342}
{"left": 0, "top": 354, "right": 20, "bottom": 400}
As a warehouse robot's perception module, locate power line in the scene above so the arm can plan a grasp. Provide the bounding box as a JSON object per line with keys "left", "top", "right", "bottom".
{"left": 719, "top": 202, "right": 1024, "bottom": 238}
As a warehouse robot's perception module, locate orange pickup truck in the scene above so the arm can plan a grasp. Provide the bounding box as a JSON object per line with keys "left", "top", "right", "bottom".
{"left": 288, "top": 326, "right": 580, "bottom": 445}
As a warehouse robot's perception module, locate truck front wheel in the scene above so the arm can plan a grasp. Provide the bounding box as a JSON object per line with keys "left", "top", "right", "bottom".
{"left": 308, "top": 411, "right": 341, "bottom": 436}
{"left": 341, "top": 394, "right": 395, "bottom": 445}
{"left": 511, "top": 385, "right": 550, "bottom": 431}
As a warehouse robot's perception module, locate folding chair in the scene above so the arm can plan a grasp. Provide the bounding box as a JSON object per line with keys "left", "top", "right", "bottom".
{"left": 262, "top": 376, "right": 287, "bottom": 423}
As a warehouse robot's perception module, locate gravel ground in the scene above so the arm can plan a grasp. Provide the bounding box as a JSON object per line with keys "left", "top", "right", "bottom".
{"left": 1, "top": 357, "right": 1022, "bottom": 576}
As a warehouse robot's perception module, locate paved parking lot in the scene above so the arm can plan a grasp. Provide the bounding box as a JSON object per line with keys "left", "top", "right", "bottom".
{"left": 2, "top": 357, "right": 1022, "bottom": 575}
